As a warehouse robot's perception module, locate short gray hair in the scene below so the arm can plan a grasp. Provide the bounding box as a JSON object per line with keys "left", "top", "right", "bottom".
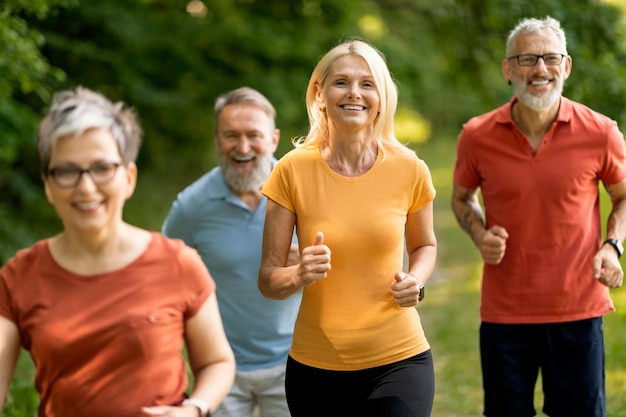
{"left": 214, "top": 87, "right": 276, "bottom": 132}
{"left": 38, "top": 86, "right": 142, "bottom": 173}
{"left": 506, "top": 16, "right": 568, "bottom": 57}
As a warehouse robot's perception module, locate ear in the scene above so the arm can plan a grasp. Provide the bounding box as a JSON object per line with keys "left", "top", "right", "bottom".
{"left": 270, "top": 128, "right": 280, "bottom": 153}
{"left": 315, "top": 82, "right": 325, "bottom": 111}
{"left": 42, "top": 175, "right": 54, "bottom": 205}
{"left": 124, "top": 162, "right": 138, "bottom": 200}
{"left": 563, "top": 55, "right": 573, "bottom": 81}
{"left": 502, "top": 58, "right": 512, "bottom": 86}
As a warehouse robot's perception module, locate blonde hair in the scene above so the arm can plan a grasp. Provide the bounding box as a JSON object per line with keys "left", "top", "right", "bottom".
{"left": 294, "top": 39, "right": 404, "bottom": 151}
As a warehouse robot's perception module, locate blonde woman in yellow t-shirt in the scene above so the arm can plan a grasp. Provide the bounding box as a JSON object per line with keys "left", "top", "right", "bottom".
{"left": 259, "top": 39, "right": 437, "bottom": 417}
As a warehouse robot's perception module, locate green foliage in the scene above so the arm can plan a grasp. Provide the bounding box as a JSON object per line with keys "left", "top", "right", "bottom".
{"left": 6, "top": 136, "right": 626, "bottom": 417}
{"left": 2, "top": 0, "right": 626, "bottom": 260}
{"left": 3, "top": 0, "right": 626, "bottom": 413}
{"left": 0, "top": 0, "right": 75, "bottom": 99}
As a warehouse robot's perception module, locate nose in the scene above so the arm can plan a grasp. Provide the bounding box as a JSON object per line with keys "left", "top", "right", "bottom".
{"left": 533, "top": 56, "right": 549, "bottom": 72}
{"left": 348, "top": 83, "right": 361, "bottom": 99}
{"left": 235, "top": 137, "right": 252, "bottom": 154}
{"left": 75, "top": 171, "right": 98, "bottom": 191}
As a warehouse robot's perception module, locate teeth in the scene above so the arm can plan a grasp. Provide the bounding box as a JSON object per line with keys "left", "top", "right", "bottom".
{"left": 531, "top": 80, "right": 549, "bottom": 86}
{"left": 76, "top": 202, "right": 100, "bottom": 210}
{"left": 343, "top": 105, "right": 365, "bottom": 110}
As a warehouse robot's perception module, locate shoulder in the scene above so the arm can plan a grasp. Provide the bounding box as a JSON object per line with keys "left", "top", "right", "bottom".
{"left": 0, "top": 240, "right": 51, "bottom": 290}
{"left": 383, "top": 144, "right": 424, "bottom": 169}
{"left": 272, "top": 148, "right": 320, "bottom": 175}
{"left": 148, "top": 234, "right": 210, "bottom": 276}
{"left": 175, "top": 167, "right": 225, "bottom": 202}
{"left": 562, "top": 97, "right": 618, "bottom": 127}
{"left": 277, "top": 147, "right": 317, "bottom": 163}
{"left": 150, "top": 233, "right": 194, "bottom": 256}
{"left": 2, "top": 240, "right": 49, "bottom": 271}
{"left": 463, "top": 101, "right": 511, "bottom": 132}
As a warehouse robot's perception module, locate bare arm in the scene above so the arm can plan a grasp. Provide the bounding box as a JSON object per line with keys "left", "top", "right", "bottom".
{"left": 593, "top": 179, "right": 626, "bottom": 287}
{"left": 451, "top": 182, "right": 508, "bottom": 265}
{"left": 142, "top": 294, "right": 235, "bottom": 416}
{"left": 451, "top": 183, "right": 487, "bottom": 246}
{"left": 0, "top": 316, "right": 20, "bottom": 411}
{"left": 184, "top": 294, "right": 236, "bottom": 407}
{"left": 391, "top": 202, "right": 437, "bottom": 307}
{"left": 258, "top": 199, "right": 331, "bottom": 300}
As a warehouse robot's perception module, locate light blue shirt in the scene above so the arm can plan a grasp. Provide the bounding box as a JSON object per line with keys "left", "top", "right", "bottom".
{"left": 162, "top": 165, "right": 301, "bottom": 371}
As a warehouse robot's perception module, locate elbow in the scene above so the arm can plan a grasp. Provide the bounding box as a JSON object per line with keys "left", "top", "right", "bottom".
{"left": 257, "top": 280, "right": 291, "bottom": 301}
{"left": 257, "top": 270, "right": 282, "bottom": 300}
{"left": 257, "top": 271, "right": 295, "bottom": 301}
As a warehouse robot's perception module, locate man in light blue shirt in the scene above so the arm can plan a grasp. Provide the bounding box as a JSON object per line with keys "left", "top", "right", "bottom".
{"left": 162, "top": 87, "right": 300, "bottom": 417}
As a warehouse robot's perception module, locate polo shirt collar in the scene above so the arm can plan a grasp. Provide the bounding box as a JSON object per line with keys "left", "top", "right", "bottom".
{"left": 495, "top": 95, "right": 572, "bottom": 125}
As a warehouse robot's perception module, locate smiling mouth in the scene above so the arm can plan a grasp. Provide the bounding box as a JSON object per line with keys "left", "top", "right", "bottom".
{"left": 341, "top": 104, "right": 366, "bottom": 111}
{"left": 75, "top": 201, "right": 101, "bottom": 210}
{"left": 232, "top": 155, "right": 256, "bottom": 163}
{"left": 530, "top": 79, "right": 550, "bottom": 86}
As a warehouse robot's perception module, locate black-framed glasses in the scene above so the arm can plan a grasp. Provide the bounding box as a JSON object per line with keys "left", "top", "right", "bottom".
{"left": 47, "top": 162, "right": 122, "bottom": 188}
{"left": 507, "top": 53, "right": 566, "bottom": 67}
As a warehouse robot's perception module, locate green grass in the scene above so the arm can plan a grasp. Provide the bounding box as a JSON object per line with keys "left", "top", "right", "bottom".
{"left": 416, "top": 139, "right": 626, "bottom": 417}
{"left": 3, "top": 138, "right": 626, "bottom": 416}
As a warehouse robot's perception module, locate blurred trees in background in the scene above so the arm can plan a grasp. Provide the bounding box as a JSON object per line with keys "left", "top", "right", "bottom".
{"left": 2, "top": 0, "right": 626, "bottom": 262}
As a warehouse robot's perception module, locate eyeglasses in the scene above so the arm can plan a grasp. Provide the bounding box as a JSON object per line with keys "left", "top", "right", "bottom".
{"left": 507, "top": 53, "right": 566, "bottom": 67}
{"left": 47, "top": 162, "right": 122, "bottom": 188}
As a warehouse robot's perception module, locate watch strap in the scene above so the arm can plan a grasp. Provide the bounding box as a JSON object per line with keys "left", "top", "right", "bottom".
{"left": 182, "top": 398, "right": 210, "bottom": 417}
{"left": 603, "top": 238, "right": 623, "bottom": 258}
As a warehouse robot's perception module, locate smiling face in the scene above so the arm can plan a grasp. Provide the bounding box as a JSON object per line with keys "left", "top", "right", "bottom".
{"left": 316, "top": 54, "right": 381, "bottom": 134}
{"left": 215, "top": 103, "right": 279, "bottom": 192}
{"left": 503, "top": 29, "right": 572, "bottom": 112}
{"left": 43, "top": 127, "right": 136, "bottom": 236}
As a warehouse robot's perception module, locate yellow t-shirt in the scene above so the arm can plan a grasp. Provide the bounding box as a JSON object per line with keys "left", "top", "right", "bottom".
{"left": 262, "top": 144, "right": 436, "bottom": 370}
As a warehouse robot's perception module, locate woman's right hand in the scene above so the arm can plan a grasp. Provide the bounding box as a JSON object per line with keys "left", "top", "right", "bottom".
{"left": 297, "top": 231, "right": 331, "bottom": 286}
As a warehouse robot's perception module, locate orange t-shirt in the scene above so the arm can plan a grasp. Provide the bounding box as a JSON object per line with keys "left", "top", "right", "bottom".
{"left": 454, "top": 97, "right": 626, "bottom": 323}
{"left": 0, "top": 233, "right": 214, "bottom": 417}
{"left": 263, "top": 144, "right": 436, "bottom": 370}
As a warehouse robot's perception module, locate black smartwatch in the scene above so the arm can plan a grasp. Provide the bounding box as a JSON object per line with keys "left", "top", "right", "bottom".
{"left": 603, "top": 238, "right": 624, "bottom": 258}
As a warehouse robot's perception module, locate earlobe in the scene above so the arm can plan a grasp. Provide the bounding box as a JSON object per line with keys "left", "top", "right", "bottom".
{"left": 43, "top": 178, "right": 54, "bottom": 205}
{"left": 125, "top": 163, "right": 138, "bottom": 199}
{"left": 315, "top": 83, "right": 325, "bottom": 111}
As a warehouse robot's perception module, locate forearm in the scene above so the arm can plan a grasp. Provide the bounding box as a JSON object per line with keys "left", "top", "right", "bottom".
{"left": 451, "top": 187, "right": 487, "bottom": 246}
{"left": 0, "top": 318, "right": 20, "bottom": 411}
{"left": 605, "top": 191, "right": 626, "bottom": 241}
{"left": 258, "top": 264, "right": 303, "bottom": 300}
{"left": 188, "top": 360, "right": 236, "bottom": 413}
{"left": 407, "top": 244, "right": 437, "bottom": 285}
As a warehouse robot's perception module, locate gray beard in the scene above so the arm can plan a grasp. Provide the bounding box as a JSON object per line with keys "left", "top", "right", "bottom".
{"left": 220, "top": 152, "right": 273, "bottom": 192}
{"left": 513, "top": 75, "right": 563, "bottom": 111}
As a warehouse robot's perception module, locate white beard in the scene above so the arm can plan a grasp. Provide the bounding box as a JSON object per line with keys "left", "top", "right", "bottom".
{"left": 220, "top": 151, "right": 273, "bottom": 192}
{"left": 513, "top": 74, "right": 563, "bottom": 111}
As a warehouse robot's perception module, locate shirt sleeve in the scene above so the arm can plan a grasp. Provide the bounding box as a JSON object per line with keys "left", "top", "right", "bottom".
{"left": 176, "top": 244, "right": 216, "bottom": 319}
{"left": 0, "top": 259, "right": 16, "bottom": 322}
{"left": 453, "top": 126, "right": 481, "bottom": 190}
{"left": 162, "top": 198, "right": 194, "bottom": 246}
{"left": 599, "top": 120, "right": 626, "bottom": 185}
{"left": 262, "top": 156, "right": 296, "bottom": 213}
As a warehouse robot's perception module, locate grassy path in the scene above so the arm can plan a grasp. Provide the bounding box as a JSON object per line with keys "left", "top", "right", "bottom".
{"left": 418, "top": 139, "right": 626, "bottom": 417}
{"left": 3, "top": 139, "right": 625, "bottom": 416}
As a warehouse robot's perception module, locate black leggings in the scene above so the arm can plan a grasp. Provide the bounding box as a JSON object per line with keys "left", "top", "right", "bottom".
{"left": 285, "top": 350, "right": 435, "bottom": 417}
